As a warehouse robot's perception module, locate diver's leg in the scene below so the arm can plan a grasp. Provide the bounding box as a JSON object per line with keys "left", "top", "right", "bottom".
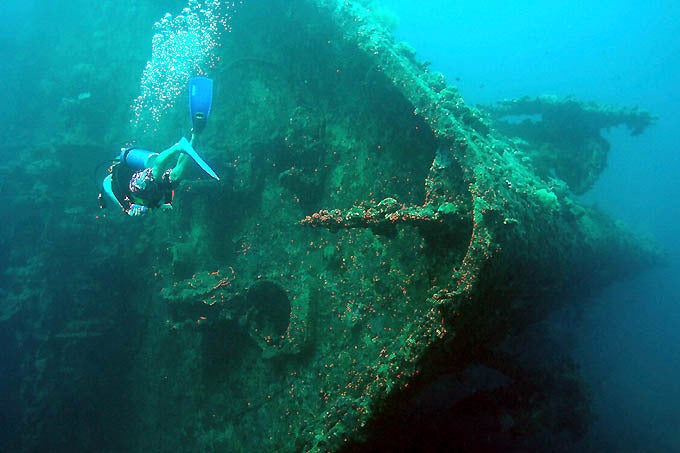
{"left": 152, "top": 143, "right": 181, "bottom": 179}
{"left": 169, "top": 152, "right": 190, "bottom": 183}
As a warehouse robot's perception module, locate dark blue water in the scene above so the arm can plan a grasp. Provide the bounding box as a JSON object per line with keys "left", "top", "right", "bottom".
{"left": 382, "top": 0, "right": 680, "bottom": 450}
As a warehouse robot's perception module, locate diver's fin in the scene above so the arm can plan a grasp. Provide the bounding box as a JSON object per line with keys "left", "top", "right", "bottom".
{"left": 189, "top": 77, "right": 213, "bottom": 135}
{"left": 183, "top": 139, "right": 220, "bottom": 180}
{"left": 186, "top": 78, "right": 218, "bottom": 179}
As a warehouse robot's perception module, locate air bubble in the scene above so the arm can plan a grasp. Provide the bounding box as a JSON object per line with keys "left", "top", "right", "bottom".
{"left": 131, "top": 0, "right": 242, "bottom": 132}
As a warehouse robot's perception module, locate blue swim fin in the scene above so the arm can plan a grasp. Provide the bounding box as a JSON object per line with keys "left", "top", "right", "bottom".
{"left": 181, "top": 138, "right": 220, "bottom": 180}
{"left": 189, "top": 77, "right": 213, "bottom": 134}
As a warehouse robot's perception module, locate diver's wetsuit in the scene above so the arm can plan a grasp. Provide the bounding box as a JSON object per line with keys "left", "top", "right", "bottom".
{"left": 109, "top": 163, "right": 174, "bottom": 213}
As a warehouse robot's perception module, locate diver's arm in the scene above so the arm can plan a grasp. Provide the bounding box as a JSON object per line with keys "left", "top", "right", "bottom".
{"left": 102, "top": 174, "right": 124, "bottom": 210}
{"left": 102, "top": 174, "right": 148, "bottom": 216}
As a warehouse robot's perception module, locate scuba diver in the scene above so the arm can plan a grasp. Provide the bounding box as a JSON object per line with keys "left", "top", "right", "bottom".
{"left": 99, "top": 77, "right": 219, "bottom": 216}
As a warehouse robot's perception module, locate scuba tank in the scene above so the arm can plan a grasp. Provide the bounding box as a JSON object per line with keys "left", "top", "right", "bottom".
{"left": 119, "top": 147, "right": 158, "bottom": 170}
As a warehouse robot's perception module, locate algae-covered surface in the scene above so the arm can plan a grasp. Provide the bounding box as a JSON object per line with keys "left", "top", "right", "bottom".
{"left": 0, "top": 1, "right": 673, "bottom": 451}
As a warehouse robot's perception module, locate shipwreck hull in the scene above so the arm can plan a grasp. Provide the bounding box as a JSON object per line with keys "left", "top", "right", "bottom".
{"left": 152, "top": 1, "right": 659, "bottom": 451}
{"left": 2, "top": 0, "right": 661, "bottom": 451}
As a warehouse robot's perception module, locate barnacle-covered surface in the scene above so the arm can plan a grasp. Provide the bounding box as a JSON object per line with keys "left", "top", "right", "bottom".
{"left": 0, "top": 1, "right": 663, "bottom": 452}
